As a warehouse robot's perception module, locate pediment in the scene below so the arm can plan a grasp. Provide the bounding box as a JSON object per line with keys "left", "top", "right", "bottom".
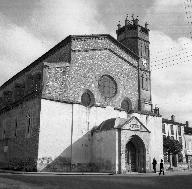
{"left": 118, "top": 116, "right": 150, "bottom": 133}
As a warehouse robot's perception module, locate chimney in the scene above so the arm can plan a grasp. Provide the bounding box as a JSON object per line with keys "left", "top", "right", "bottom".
{"left": 145, "top": 22, "right": 149, "bottom": 29}
{"left": 186, "top": 121, "right": 189, "bottom": 127}
{"left": 171, "top": 115, "right": 175, "bottom": 122}
{"left": 154, "top": 106, "right": 160, "bottom": 116}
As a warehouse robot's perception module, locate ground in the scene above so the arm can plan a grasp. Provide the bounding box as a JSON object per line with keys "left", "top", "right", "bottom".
{"left": 0, "top": 172, "right": 192, "bottom": 189}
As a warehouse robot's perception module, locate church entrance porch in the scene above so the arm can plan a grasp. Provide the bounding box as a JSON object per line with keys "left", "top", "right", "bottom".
{"left": 125, "top": 135, "right": 146, "bottom": 173}
{"left": 118, "top": 116, "right": 151, "bottom": 174}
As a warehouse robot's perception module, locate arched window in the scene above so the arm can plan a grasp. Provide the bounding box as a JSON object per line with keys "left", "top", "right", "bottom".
{"left": 145, "top": 77, "right": 149, "bottom": 91}
{"left": 121, "top": 98, "right": 132, "bottom": 112}
{"left": 141, "top": 74, "right": 149, "bottom": 91}
{"left": 81, "top": 90, "right": 95, "bottom": 107}
{"left": 141, "top": 75, "right": 144, "bottom": 89}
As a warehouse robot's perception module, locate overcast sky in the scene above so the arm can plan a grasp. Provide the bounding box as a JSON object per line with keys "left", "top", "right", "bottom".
{"left": 0, "top": 0, "right": 192, "bottom": 124}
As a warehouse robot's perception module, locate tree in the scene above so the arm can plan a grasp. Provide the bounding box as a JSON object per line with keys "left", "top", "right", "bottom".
{"left": 163, "top": 136, "right": 182, "bottom": 167}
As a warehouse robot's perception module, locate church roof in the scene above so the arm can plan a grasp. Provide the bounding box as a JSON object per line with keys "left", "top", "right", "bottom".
{"left": 0, "top": 34, "right": 138, "bottom": 91}
{"left": 96, "top": 118, "right": 116, "bottom": 131}
{"left": 162, "top": 118, "right": 186, "bottom": 126}
{"left": 96, "top": 117, "right": 127, "bottom": 131}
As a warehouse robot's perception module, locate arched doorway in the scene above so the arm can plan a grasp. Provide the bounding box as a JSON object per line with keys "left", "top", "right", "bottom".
{"left": 125, "top": 135, "right": 146, "bottom": 173}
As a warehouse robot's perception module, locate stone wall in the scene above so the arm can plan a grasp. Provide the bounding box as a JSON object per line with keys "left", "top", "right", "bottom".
{"left": 42, "top": 36, "right": 139, "bottom": 111}
{"left": 0, "top": 97, "right": 41, "bottom": 171}
{"left": 0, "top": 62, "right": 43, "bottom": 171}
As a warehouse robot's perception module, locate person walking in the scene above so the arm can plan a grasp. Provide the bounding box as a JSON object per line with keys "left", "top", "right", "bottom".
{"left": 159, "top": 159, "right": 165, "bottom": 175}
{"left": 152, "top": 158, "right": 157, "bottom": 173}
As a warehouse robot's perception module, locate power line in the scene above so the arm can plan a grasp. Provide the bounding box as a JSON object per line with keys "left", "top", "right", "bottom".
{"left": 151, "top": 55, "right": 192, "bottom": 71}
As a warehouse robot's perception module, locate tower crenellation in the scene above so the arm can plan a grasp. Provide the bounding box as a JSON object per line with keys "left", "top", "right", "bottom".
{"left": 116, "top": 14, "right": 150, "bottom": 57}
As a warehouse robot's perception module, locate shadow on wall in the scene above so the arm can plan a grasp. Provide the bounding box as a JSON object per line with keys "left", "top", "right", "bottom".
{"left": 38, "top": 129, "right": 115, "bottom": 173}
{"left": 38, "top": 131, "right": 99, "bottom": 172}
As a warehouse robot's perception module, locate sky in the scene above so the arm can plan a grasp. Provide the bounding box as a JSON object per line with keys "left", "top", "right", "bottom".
{"left": 0, "top": 0, "right": 192, "bottom": 124}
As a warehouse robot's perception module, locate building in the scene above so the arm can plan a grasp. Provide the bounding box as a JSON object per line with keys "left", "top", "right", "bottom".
{"left": 0, "top": 15, "right": 190, "bottom": 173}
{"left": 184, "top": 125, "right": 192, "bottom": 167}
{"left": 162, "top": 115, "right": 188, "bottom": 169}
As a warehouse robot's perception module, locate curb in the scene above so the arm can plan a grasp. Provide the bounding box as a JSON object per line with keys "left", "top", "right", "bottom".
{"left": 0, "top": 169, "right": 114, "bottom": 176}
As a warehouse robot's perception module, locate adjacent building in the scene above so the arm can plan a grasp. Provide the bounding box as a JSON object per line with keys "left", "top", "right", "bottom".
{"left": 184, "top": 126, "right": 192, "bottom": 167}
{"left": 162, "top": 115, "right": 189, "bottom": 169}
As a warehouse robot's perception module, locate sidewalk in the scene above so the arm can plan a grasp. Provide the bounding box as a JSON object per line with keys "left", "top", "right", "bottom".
{"left": 0, "top": 168, "right": 192, "bottom": 176}
{"left": 123, "top": 169, "right": 192, "bottom": 176}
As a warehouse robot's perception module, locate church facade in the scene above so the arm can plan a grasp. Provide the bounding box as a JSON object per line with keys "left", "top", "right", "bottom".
{"left": 0, "top": 17, "right": 186, "bottom": 173}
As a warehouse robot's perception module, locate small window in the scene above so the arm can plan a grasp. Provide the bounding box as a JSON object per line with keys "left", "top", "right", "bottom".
{"left": 179, "top": 137, "right": 182, "bottom": 144}
{"left": 140, "top": 44, "right": 143, "bottom": 57}
{"left": 34, "top": 73, "right": 41, "bottom": 92}
{"left": 178, "top": 126, "right": 181, "bottom": 136}
{"left": 2, "top": 129, "right": 6, "bottom": 140}
{"left": 26, "top": 114, "right": 31, "bottom": 138}
{"left": 141, "top": 75, "right": 144, "bottom": 89}
{"left": 2, "top": 120, "right": 6, "bottom": 140}
{"left": 14, "top": 83, "right": 25, "bottom": 101}
{"left": 170, "top": 125, "right": 174, "bottom": 135}
{"left": 145, "top": 77, "right": 149, "bottom": 91}
{"left": 0, "top": 97, "right": 3, "bottom": 110}
{"left": 25, "top": 75, "right": 34, "bottom": 95}
{"left": 14, "top": 118, "right": 18, "bottom": 138}
{"left": 162, "top": 124, "right": 166, "bottom": 134}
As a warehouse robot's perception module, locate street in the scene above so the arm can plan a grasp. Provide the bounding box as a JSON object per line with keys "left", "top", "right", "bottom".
{"left": 0, "top": 172, "right": 192, "bottom": 189}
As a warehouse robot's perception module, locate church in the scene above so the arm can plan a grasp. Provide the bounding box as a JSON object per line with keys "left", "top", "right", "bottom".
{"left": 0, "top": 16, "right": 189, "bottom": 173}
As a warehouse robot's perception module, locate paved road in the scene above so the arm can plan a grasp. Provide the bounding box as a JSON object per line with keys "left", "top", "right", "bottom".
{"left": 0, "top": 172, "right": 192, "bottom": 189}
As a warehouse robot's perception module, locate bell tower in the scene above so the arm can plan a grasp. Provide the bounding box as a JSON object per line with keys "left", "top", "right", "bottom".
{"left": 116, "top": 15, "right": 152, "bottom": 112}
